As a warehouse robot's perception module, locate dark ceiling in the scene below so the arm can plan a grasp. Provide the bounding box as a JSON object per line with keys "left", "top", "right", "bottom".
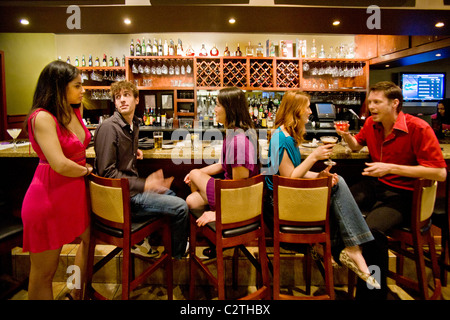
{"left": 0, "top": 3, "right": 448, "bottom": 35}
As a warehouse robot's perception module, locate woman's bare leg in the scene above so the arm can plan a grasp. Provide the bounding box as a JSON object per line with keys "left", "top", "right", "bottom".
{"left": 28, "top": 248, "right": 62, "bottom": 300}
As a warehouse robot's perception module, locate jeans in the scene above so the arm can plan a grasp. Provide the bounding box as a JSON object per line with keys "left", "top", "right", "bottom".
{"left": 130, "top": 189, "right": 189, "bottom": 259}
{"left": 329, "top": 176, "right": 374, "bottom": 249}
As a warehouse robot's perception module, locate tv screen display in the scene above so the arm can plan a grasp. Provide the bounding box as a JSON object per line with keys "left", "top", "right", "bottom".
{"left": 400, "top": 73, "right": 445, "bottom": 101}
{"left": 315, "top": 102, "right": 336, "bottom": 120}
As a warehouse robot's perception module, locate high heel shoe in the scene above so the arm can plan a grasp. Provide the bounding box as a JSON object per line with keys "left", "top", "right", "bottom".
{"left": 339, "top": 250, "right": 381, "bottom": 289}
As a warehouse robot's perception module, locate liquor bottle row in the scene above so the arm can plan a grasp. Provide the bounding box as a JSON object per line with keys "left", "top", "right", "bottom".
{"left": 129, "top": 37, "right": 356, "bottom": 59}
{"left": 62, "top": 54, "right": 126, "bottom": 67}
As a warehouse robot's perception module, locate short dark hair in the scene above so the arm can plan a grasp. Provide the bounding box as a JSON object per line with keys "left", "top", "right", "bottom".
{"left": 369, "top": 81, "right": 403, "bottom": 112}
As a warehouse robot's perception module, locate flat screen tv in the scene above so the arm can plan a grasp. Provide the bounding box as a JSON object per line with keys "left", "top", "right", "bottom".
{"left": 315, "top": 102, "right": 336, "bottom": 120}
{"left": 400, "top": 72, "right": 446, "bottom": 102}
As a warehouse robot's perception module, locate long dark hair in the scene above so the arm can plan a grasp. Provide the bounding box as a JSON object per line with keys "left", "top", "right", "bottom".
{"left": 217, "top": 87, "right": 254, "bottom": 131}
{"left": 436, "top": 99, "right": 450, "bottom": 124}
{"left": 25, "top": 60, "right": 80, "bottom": 133}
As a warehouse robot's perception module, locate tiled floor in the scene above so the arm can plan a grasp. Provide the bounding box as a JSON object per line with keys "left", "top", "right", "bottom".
{"left": 7, "top": 244, "right": 450, "bottom": 300}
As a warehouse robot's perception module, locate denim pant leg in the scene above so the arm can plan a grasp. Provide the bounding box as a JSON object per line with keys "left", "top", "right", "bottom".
{"left": 130, "top": 190, "right": 189, "bottom": 259}
{"left": 330, "top": 176, "right": 374, "bottom": 248}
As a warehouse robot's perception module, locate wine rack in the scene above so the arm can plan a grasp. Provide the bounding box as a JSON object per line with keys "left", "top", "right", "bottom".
{"left": 276, "top": 59, "right": 300, "bottom": 88}
{"left": 223, "top": 58, "right": 247, "bottom": 88}
{"left": 249, "top": 59, "right": 273, "bottom": 88}
{"left": 196, "top": 58, "right": 221, "bottom": 87}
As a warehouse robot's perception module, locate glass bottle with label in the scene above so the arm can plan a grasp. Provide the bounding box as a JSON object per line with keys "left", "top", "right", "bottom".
{"left": 210, "top": 44, "right": 219, "bottom": 56}
{"left": 318, "top": 45, "right": 326, "bottom": 58}
{"left": 246, "top": 42, "right": 254, "bottom": 56}
{"left": 146, "top": 39, "right": 152, "bottom": 56}
{"left": 256, "top": 43, "right": 264, "bottom": 57}
{"left": 153, "top": 38, "right": 158, "bottom": 56}
{"left": 177, "top": 39, "right": 184, "bottom": 56}
{"left": 81, "top": 55, "right": 86, "bottom": 67}
{"left": 135, "top": 39, "right": 141, "bottom": 56}
{"left": 102, "top": 54, "right": 107, "bottom": 67}
{"left": 169, "top": 39, "right": 175, "bottom": 56}
{"left": 130, "top": 39, "right": 134, "bottom": 56}
{"left": 94, "top": 57, "right": 100, "bottom": 67}
{"left": 310, "top": 39, "right": 317, "bottom": 58}
{"left": 200, "top": 44, "right": 208, "bottom": 56}
{"left": 158, "top": 39, "right": 163, "bottom": 56}
{"left": 224, "top": 43, "right": 230, "bottom": 56}
{"left": 141, "top": 37, "right": 146, "bottom": 56}
{"left": 88, "top": 55, "right": 93, "bottom": 67}
{"left": 74, "top": 56, "right": 79, "bottom": 67}
{"left": 235, "top": 43, "right": 242, "bottom": 57}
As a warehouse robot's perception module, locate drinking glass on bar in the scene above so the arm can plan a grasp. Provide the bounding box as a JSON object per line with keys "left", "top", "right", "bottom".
{"left": 7, "top": 128, "right": 22, "bottom": 152}
{"left": 153, "top": 131, "right": 163, "bottom": 151}
{"left": 334, "top": 120, "right": 349, "bottom": 146}
{"left": 320, "top": 136, "right": 338, "bottom": 166}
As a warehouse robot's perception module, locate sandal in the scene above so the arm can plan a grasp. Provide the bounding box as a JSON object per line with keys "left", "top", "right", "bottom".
{"left": 339, "top": 250, "right": 381, "bottom": 289}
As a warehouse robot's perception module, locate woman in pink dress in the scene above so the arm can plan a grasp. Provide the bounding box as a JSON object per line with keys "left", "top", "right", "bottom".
{"left": 21, "top": 60, "right": 92, "bottom": 300}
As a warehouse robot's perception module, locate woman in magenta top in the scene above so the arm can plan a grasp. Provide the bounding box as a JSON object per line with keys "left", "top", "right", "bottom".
{"left": 21, "top": 61, "right": 92, "bottom": 300}
{"left": 184, "top": 87, "right": 258, "bottom": 227}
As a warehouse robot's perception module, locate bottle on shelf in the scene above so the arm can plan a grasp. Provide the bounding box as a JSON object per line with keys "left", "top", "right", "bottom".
{"left": 88, "top": 55, "right": 93, "bottom": 67}
{"left": 185, "top": 44, "right": 195, "bottom": 56}
{"left": 169, "top": 39, "right": 175, "bottom": 56}
{"left": 280, "top": 41, "right": 288, "bottom": 57}
{"left": 200, "top": 44, "right": 208, "bottom": 56}
{"left": 146, "top": 39, "right": 152, "bottom": 56}
{"left": 210, "top": 44, "right": 219, "bottom": 56}
{"left": 301, "top": 40, "right": 307, "bottom": 58}
{"left": 256, "top": 43, "right": 264, "bottom": 57}
{"left": 81, "top": 55, "right": 86, "bottom": 67}
{"left": 102, "top": 54, "right": 107, "bottom": 67}
{"left": 246, "top": 42, "right": 254, "bottom": 56}
{"left": 95, "top": 56, "right": 100, "bottom": 67}
{"left": 149, "top": 107, "right": 155, "bottom": 126}
{"left": 158, "top": 39, "right": 163, "bottom": 56}
{"left": 163, "top": 39, "right": 168, "bottom": 56}
{"left": 144, "top": 107, "right": 150, "bottom": 126}
{"left": 109, "top": 56, "right": 114, "bottom": 66}
{"left": 177, "top": 39, "right": 184, "bottom": 56}
{"left": 318, "top": 45, "right": 326, "bottom": 58}
{"left": 114, "top": 57, "right": 120, "bottom": 66}
{"left": 130, "top": 39, "right": 134, "bottom": 56}
{"left": 235, "top": 43, "right": 242, "bottom": 57}
{"left": 122, "top": 54, "right": 126, "bottom": 67}
{"left": 310, "top": 39, "right": 317, "bottom": 58}
{"left": 135, "top": 39, "right": 142, "bottom": 56}
{"left": 223, "top": 43, "right": 230, "bottom": 56}
{"left": 74, "top": 56, "right": 79, "bottom": 67}
{"left": 153, "top": 38, "right": 158, "bottom": 56}
{"left": 66, "top": 56, "right": 71, "bottom": 64}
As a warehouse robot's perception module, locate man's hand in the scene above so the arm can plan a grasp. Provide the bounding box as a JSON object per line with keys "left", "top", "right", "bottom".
{"left": 136, "top": 149, "right": 144, "bottom": 160}
{"left": 144, "top": 169, "right": 174, "bottom": 193}
{"left": 362, "top": 162, "right": 391, "bottom": 177}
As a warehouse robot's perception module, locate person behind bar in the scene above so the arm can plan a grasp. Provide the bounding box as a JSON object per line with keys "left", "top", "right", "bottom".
{"left": 431, "top": 98, "right": 450, "bottom": 138}
{"left": 94, "top": 80, "right": 189, "bottom": 259}
{"left": 21, "top": 60, "right": 92, "bottom": 300}
{"left": 264, "top": 90, "right": 380, "bottom": 289}
{"left": 184, "top": 87, "right": 259, "bottom": 257}
{"left": 337, "top": 81, "right": 447, "bottom": 299}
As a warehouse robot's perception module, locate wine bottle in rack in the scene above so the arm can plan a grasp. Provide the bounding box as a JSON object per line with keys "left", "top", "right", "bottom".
{"left": 130, "top": 39, "right": 134, "bottom": 56}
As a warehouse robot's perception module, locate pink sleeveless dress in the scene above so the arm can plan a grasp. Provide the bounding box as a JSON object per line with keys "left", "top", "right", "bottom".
{"left": 21, "top": 108, "right": 91, "bottom": 253}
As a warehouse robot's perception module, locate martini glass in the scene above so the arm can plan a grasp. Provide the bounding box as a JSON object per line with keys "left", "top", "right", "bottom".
{"left": 7, "top": 128, "right": 22, "bottom": 152}
{"left": 320, "top": 135, "right": 338, "bottom": 166}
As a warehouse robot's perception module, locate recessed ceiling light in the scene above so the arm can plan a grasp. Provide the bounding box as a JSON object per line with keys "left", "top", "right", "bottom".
{"left": 229, "top": 18, "right": 236, "bottom": 24}
{"left": 332, "top": 20, "right": 340, "bottom": 26}
{"left": 124, "top": 18, "right": 131, "bottom": 25}
{"left": 435, "top": 22, "right": 444, "bottom": 28}
{"left": 385, "top": 64, "right": 390, "bottom": 68}
{"left": 436, "top": 53, "right": 442, "bottom": 57}
{"left": 20, "top": 19, "right": 29, "bottom": 25}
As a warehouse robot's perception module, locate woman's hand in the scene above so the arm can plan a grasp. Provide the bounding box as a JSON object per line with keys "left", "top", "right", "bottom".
{"left": 184, "top": 173, "right": 191, "bottom": 185}
{"left": 196, "top": 211, "right": 216, "bottom": 227}
{"left": 311, "top": 144, "right": 334, "bottom": 162}
{"left": 317, "top": 166, "right": 339, "bottom": 186}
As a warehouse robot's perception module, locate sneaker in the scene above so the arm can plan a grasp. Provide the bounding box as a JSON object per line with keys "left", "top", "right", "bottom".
{"left": 131, "top": 238, "right": 160, "bottom": 258}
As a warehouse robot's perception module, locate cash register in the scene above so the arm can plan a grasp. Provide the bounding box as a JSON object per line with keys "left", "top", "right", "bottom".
{"left": 314, "top": 102, "right": 336, "bottom": 128}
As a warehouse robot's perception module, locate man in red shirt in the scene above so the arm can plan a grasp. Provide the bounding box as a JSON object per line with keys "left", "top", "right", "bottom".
{"left": 337, "top": 81, "right": 447, "bottom": 299}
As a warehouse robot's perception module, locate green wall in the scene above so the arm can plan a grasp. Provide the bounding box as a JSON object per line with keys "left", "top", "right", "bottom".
{"left": 0, "top": 33, "right": 56, "bottom": 115}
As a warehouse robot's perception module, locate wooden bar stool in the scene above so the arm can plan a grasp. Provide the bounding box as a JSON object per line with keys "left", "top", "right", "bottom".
{"left": 272, "top": 175, "right": 334, "bottom": 300}
{"left": 84, "top": 173, "right": 173, "bottom": 300}
{"left": 388, "top": 178, "right": 442, "bottom": 300}
{"left": 189, "top": 175, "right": 270, "bottom": 300}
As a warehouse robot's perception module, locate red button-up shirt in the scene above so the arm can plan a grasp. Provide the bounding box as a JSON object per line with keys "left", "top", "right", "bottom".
{"left": 354, "top": 112, "right": 446, "bottom": 190}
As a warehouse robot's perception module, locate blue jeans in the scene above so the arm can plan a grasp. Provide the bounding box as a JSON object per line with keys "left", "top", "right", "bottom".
{"left": 330, "top": 176, "right": 374, "bottom": 248}
{"left": 130, "top": 189, "right": 189, "bottom": 259}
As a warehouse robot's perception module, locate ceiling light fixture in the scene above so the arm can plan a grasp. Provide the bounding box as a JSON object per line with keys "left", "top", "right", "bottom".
{"left": 436, "top": 53, "right": 442, "bottom": 57}
{"left": 124, "top": 18, "right": 131, "bottom": 25}
{"left": 435, "top": 22, "right": 444, "bottom": 28}
{"left": 332, "top": 20, "right": 340, "bottom": 26}
{"left": 20, "top": 19, "right": 29, "bottom": 25}
{"left": 229, "top": 18, "right": 236, "bottom": 24}
{"left": 385, "top": 64, "right": 390, "bottom": 68}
